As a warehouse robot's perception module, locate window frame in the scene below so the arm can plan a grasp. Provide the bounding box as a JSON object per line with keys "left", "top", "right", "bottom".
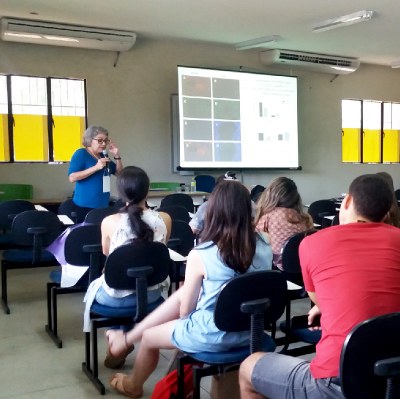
{"left": 0, "top": 74, "right": 88, "bottom": 163}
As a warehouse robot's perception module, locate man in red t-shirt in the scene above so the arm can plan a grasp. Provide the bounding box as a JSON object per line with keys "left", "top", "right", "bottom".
{"left": 239, "top": 174, "right": 400, "bottom": 399}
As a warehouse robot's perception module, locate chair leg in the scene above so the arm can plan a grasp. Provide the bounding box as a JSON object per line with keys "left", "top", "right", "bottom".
{"left": 45, "top": 283, "right": 64, "bottom": 348}
{"left": 277, "top": 299, "right": 292, "bottom": 353}
{"left": 193, "top": 367, "right": 202, "bottom": 399}
{"left": 82, "top": 323, "right": 106, "bottom": 395}
{"left": 1, "top": 261, "right": 10, "bottom": 314}
{"left": 45, "top": 284, "right": 85, "bottom": 348}
{"left": 82, "top": 315, "right": 136, "bottom": 395}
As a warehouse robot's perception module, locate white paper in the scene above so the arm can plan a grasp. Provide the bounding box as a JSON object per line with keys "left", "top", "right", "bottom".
{"left": 58, "top": 215, "right": 74, "bottom": 225}
{"left": 287, "top": 281, "right": 302, "bottom": 291}
{"left": 34, "top": 205, "right": 48, "bottom": 211}
{"left": 61, "top": 264, "right": 89, "bottom": 287}
{"left": 168, "top": 248, "right": 187, "bottom": 262}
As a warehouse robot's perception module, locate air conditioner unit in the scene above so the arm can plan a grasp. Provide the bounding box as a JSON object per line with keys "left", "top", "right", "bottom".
{"left": 260, "top": 49, "right": 360, "bottom": 75}
{"left": 0, "top": 18, "right": 136, "bottom": 51}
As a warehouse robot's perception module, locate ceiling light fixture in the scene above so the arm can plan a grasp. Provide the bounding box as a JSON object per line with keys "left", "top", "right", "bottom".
{"left": 312, "top": 10, "right": 375, "bottom": 33}
{"left": 235, "top": 35, "right": 280, "bottom": 51}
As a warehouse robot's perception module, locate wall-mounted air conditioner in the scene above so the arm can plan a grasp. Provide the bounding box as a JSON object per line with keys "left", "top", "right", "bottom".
{"left": 0, "top": 18, "right": 136, "bottom": 51}
{"left": 260, "top": 49, "right": 360, "bottom": 74}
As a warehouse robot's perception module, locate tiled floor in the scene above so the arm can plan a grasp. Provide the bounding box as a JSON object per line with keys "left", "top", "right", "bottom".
{"left": 0, "top": 266, "right": 312, "bottom": 398}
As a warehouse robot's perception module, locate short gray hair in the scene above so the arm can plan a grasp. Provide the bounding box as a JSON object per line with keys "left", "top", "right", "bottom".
{"left": 82, "top": 126, "right": 109, "bottom": 147}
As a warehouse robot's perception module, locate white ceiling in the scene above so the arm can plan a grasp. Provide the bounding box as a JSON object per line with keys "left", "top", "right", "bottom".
{"left": 1, "top": 0, "right": 399, "bottom": 67}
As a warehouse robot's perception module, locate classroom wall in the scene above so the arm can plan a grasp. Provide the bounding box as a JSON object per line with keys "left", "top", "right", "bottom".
{"left": 1, "top": 37, "right": 400, "bottom": 204}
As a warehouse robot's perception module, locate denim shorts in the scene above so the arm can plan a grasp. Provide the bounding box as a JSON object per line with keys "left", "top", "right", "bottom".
{"left": 94, "top": 286, "right": 161, "bottom": 307}
{"left": 252, "top": 353, "right": 344, "bottom": 399}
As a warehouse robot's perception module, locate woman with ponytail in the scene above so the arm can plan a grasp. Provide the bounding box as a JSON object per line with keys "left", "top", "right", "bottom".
{"left": 83, "top": 166, "right": 171, "bottom": 368}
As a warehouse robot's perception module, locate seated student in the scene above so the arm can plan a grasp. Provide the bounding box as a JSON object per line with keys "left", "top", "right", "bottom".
{"left": 105, "top": 180, "right": 273, "bottom": 398}
{"left": 189, "top": 171, "right": 237, "bottom": 235}
{"left": 239, "top": 174, "right": 400, "bottom": 399}
{"left": 82, "top": 166, "right": 171, "bottom": 368}
{"left": 255, "top": 177, "right": 313, "bottom": 270}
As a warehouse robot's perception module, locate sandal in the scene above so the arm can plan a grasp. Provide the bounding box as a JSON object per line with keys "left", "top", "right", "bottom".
{"left": 109, "top": 373, "right": 142, "bottom": 398}
{"left": 104, "top": 330, "right": 135, "bottom": 369}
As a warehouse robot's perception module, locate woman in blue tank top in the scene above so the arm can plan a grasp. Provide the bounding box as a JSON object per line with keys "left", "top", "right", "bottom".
{"left": 106, "top": 180, "right": 273, "bottom": 398}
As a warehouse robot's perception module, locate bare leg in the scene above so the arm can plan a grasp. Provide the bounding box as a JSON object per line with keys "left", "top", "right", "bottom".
{"left": 106, "top": 288, "right": 182, "bottom": 358}
{"left": 239, "top": 352, "right": 269, "bottom": 399}
{"left": 110, "top": 320, "right": 177, "bottom": 398}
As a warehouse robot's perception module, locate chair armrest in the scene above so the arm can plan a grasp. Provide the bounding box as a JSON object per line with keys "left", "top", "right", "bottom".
{"left": 27, "top": 226, "right": 47, "bottom": 235}
{"left": 26, "top": 227, "right": 48, "bottom": 264}
{"left": 167, "top": 238, "right": 181, "bottom": 248}
{"left": 375, "top": 357, "right": 400, "bottom": 377}
{"left": 241, "top": 298, "right": 270, "bottom": 314}
{"left": 127, "top": 266, "right": 154, "bottom": 323}
{"left": 126, "top": 266, "right": 154, "bottom": 278}
{"left": 83, "top": 244, "right": 104, "bottom": 283}
{"left": 240, "top": 298, "right": 270, "bottom": 354}
{"left": 82, "top": 243, "right": 102, "bottom": 253}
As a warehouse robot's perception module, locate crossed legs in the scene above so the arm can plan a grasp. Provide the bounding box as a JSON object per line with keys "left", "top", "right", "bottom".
{"left": 107, "top": 288, "right": 183, "bottom": 398}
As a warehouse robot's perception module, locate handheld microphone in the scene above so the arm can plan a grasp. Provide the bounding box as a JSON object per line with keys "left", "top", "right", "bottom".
{"left": 101, "top": 150, "right": 110, "bottom": 174}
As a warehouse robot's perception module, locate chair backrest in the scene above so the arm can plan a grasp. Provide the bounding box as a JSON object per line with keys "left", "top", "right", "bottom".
{"left": 157, "top": 205, "right": 190, "bottom": 223}
{"left": 58, "top": 199, "right": 87, "bottom": 224}
{"left": 160, "top": 193, "right": 194, "bottom": 213}
{"left": 308, "top": 199, "right": 337, "bottom": 226}
{"left": 11, "top": 210, "right": 63, "bottom": 247}
{"left": 0, "top": 183, "right": 33, "bottom": 201}
{"left": 215, "top": 270, "right": 287, "bottom": 332}
{"left": 331, "top": 213, "right": 340, "bottom": 226}
{"left": 168, "top": 219, "right": 195, "bottom": 256}
{"left": 84, "top": 207, "right": 118, "bottom": 225}
{"left": 395, "top": 189, "right": 400, "bottom": 201}
{"left": 0, "top": 199, "right": 35, "bottom": 230}
{"left": 340, "top": 312, "right": 400, "bottom": 399}
{"left": 250, "top": 185, "right": 265, "bottom": 203}
{"left": 281, "top": 230, "right": 316, "bottom": 286}
{"left": 194, "top": 175, "right": 216, "bottom": 193}
{"left": 64, "top": 224, "right": 102, "bottom": 266}
{"left": 104, "top": 241, "right": 171, "bottom": 290}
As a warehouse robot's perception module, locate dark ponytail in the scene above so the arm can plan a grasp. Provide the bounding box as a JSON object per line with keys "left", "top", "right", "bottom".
{"left": 117, "top": 166, "right": 154, "bottom": 242}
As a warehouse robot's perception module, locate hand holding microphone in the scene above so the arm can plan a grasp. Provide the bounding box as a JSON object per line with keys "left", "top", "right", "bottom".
{"left": 97, "top": 150, "right": 110, "bottom": 170}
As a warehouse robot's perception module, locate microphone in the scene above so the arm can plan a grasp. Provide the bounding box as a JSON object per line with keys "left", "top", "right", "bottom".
{"left": 101, "top": 150, "right": 110, "bottom": 174}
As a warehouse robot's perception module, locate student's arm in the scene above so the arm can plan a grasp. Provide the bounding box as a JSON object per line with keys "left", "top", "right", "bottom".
{"left": 158, "top": 211, "right": 172, "bottom": 242}
{"left": 179, "top": 250, "right": 205, "bottom": 318}
{"left": 307, "top": 292, "right": 321, "bottom": 328}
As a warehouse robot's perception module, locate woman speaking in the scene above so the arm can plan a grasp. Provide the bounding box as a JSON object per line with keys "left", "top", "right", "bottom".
{"left": 68, "top": 126, "right": 123, "bottom": 215}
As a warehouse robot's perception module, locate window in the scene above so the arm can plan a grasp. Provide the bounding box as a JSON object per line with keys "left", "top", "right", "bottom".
{"left": 0, "top": 75, "right": 87, "bottom": 163}
{"left": 342, "top": 99, "right": 400, "bottom": 164}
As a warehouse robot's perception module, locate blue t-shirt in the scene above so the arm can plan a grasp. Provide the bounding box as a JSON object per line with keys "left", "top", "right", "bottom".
{"left": 68, "top": 148, "right": 116, "bottom": 208}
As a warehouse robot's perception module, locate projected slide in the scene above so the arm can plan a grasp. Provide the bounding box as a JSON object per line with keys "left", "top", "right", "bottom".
{"left": 177, "top": 66, "right": 299, "bottom": 169}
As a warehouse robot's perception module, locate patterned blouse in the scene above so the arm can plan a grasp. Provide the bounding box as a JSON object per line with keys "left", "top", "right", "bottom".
{"left": 256, "top": 207, "right": 312, "bottom": 270}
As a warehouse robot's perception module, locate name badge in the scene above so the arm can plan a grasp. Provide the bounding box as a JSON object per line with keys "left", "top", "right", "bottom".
{"left": 103, "top": 175, "right": 111, "bottom": 193}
